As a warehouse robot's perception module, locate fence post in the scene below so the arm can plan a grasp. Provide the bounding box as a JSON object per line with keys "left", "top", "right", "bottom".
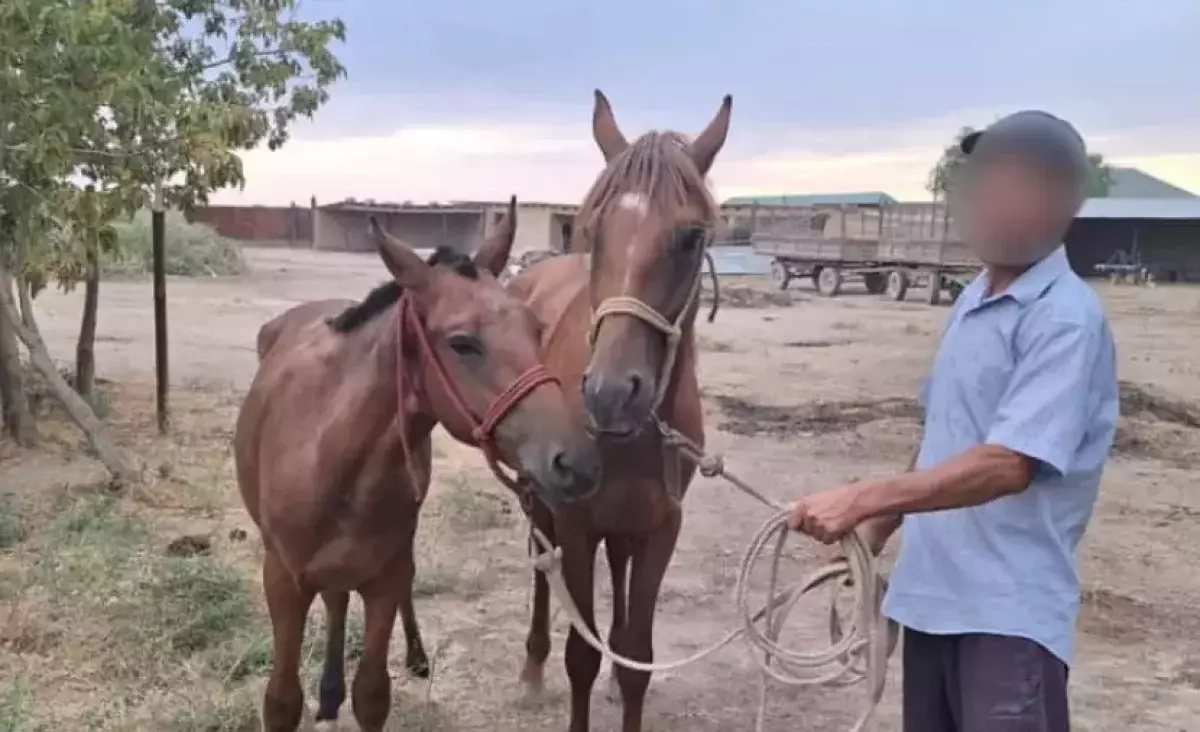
{"left": 152, "top": 182, "right": 169, "bottom": 434}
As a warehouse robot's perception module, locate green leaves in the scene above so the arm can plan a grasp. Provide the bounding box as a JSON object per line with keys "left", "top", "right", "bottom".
{"left": 927, "top": 125, "right": 1115, "bottom": 199}
{"left": 1, "top": 0, "right": 346, "bottom": 286}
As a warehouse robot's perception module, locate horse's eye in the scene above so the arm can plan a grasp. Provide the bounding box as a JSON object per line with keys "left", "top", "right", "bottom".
{"left": 675, "top": 227, "right": 706, "bottom": 255}
{"left": 447, "top": 334, "right": 484, "bottom": 357}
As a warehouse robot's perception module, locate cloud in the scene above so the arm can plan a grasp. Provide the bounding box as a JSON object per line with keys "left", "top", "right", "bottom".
{"left": 213, "top": 103, "right": 1200, "bottom": 208}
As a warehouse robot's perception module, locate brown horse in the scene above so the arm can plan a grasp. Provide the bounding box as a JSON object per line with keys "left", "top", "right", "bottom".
{"left": 509, "top": 91, "right": 732, "bottom": 731}
{"left": 235, "top": 198, "right": 601, "bottom": 732}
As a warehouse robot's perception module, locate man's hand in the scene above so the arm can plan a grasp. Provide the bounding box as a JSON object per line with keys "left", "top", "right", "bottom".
{"left": 787, "top": 481, "right": 873, "bottom": 545}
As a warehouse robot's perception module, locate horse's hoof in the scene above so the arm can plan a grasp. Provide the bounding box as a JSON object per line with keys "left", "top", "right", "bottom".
{"left": 605, "top": 672, "right": 621, "bottom": 704}
{"left": 406, "top": 653, "right": 431, "bottom": 679}
{"left": 519, "top": 665, "right": 546, "bottom": 698}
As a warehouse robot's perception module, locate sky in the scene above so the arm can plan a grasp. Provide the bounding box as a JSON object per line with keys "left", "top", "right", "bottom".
{"left": 214, "top": 0, "right": 1200, "bottom": 207}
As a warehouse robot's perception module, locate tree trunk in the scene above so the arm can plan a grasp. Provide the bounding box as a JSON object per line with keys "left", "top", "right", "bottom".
{"left": 75, "top": 248, "right": 99, "bottom": 402}
{"left": 0, "top": 262, "right": 138, "bottom": 484}
{"left": 0, "top": 270, "right": 36, "bottom": 446}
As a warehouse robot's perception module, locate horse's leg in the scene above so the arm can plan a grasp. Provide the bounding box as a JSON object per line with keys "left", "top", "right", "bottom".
{"left": 520, "top": 497, "right": 555, "bottom": 695}
{"left": 562, "top": 532, "right": 602, "bottom": 732}
{"left": 262, "top": 549, "right": 315, "bottom": 732}
{"left": 604, "top": 535, "right": 632, "bottom": 703}
{"left": 615, "top": 513, "right": 682, "bottom": 732}
{"left": 352, "top": 561, "right": 403, "bottom": 732}
{"left": 397, "top": 514, "right": 430, "bottom": 678}
{"left": 313, "top": 590, "right": 349, "bottom": 728}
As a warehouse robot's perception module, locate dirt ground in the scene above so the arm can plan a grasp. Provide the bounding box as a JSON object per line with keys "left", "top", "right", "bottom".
{"left": 5, "top": 247, "right": 1200, "bottom": 731}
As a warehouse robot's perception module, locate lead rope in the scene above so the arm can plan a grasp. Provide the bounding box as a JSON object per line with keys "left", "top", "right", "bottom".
{"left": 553, "top": 244, "right": 894, "bottom": 730}
{"left": 527, "top": 422, "right": 894, "bottom": 731}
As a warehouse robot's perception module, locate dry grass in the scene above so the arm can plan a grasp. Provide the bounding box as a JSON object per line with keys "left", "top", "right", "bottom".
{"left": 0, "top": 382, "right": 501, "bottom": 731}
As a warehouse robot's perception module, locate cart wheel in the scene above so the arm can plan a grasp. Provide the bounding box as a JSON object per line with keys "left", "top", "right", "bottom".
{"left": 926, "top": 271, "right": 943, "bottom": 305}
{"left": 863, "top": 272, "right": 886, "bottom": 295}
{"left": 816, "top": 267, "right": 843, "bottom": 297}
{"left": 885, "top": 269, "right": 909, "bottom": 301}
{"left": 770, "top": 259, "right": 791, "bottom": 291}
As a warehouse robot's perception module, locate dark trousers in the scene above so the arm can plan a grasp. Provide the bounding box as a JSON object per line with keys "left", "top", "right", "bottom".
{"left": 902, "top": 628, "right": 1070, "bottom": 732}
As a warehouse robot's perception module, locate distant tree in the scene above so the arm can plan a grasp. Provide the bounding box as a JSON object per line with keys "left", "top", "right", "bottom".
{"left": 927, "top": 125, "right": 1114, "bottom": 200}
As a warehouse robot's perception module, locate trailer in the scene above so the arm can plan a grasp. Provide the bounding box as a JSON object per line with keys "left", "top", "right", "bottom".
{"left": 747, "top": 203, "right": 979, "bottom": 304}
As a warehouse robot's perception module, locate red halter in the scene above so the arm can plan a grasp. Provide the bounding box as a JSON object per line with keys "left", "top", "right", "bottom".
{"left": 395, "top": 291, "right": 559, "bottom": 494}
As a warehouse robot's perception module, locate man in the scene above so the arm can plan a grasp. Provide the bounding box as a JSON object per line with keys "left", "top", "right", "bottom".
{"left": 789, "top": 111, "right": 1119, "bottom": 732}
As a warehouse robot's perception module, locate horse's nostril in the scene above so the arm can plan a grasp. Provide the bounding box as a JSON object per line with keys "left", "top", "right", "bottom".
{"left": 627, "top": 373, "right": 642, "bottom": 401}
{"left": 551, "top": 450, "right": 570, "bottom": 478}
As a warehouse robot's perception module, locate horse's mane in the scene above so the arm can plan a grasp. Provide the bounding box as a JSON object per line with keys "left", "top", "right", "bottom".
{"left": 327, "top": 247, "right": 478, "bottom": 333}
{"left": 573, "top": 131, "right": 718, "bottom": 251}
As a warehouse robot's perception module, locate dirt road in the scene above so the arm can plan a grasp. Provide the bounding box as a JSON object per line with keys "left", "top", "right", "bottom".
{"left": 18, "top": 248, "right": 1200, "bottom": 730}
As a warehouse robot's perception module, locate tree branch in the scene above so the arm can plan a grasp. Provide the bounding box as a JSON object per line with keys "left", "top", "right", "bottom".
{"left": 0, "top": 261, "right": 140, "bottom": 485}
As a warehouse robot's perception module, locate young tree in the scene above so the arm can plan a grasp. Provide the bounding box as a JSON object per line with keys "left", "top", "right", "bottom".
{"left": 0, "top": 0, "right": 345, "bottom": 483}
{"left": 927, "top": 125, "right": 1115, "bottom": 199}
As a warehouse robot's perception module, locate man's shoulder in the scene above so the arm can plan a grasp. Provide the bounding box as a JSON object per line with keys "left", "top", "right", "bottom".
{"left": 1029, "top": 271, "right": 1110, "bottom": 335}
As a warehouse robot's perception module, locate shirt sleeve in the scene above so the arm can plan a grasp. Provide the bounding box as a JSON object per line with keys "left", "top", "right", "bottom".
{"left": 985, "top": 317, "right": 1101, "bottom": 476}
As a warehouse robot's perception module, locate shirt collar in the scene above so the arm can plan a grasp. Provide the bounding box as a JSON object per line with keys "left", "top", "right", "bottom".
{"left": 976, "top": 245, "right": 1070, "bottom": 306}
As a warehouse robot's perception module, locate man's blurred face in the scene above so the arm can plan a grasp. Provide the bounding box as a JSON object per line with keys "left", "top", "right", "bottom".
{"left": 952, "top": 153, "right": 1081, "bottom": 267}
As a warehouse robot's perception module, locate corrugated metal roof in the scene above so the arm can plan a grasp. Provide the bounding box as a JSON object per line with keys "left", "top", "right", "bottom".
{"left": 1076, "top": 198, "right": 1200, "bottom": 220}
{"left": 723, "top": 191, "right": 898, "bottom": 207}
{"left": 1107, "top": 167, "right": 1198, "bottom": 199}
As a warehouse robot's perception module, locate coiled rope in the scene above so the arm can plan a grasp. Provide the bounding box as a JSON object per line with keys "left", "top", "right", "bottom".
{"left": 527, "top": 419, "right": 897, "bottom": 732}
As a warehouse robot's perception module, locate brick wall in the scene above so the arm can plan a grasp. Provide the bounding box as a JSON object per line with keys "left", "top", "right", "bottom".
{"left": 190, "top": 205, "right": 313, "bottom": 245}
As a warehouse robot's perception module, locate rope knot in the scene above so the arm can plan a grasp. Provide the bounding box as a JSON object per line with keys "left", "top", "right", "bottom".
{"left": 698, "top": 454, "right": 724, "bottom": 478}
{"left": 532, "top": 546, "right": 562, "bottom": 574}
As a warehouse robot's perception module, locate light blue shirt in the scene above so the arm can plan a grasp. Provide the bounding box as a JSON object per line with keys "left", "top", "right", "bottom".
{"left": 882, "top": 246, "right": 1118, "bottom": 664}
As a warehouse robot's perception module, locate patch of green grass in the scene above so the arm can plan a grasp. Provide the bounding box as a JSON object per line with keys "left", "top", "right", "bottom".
{"left": 208, "top": 609, "right": 365, "bottom": 686}
{"left": 0, "top": 495, "right": 27, "bottom": 550}
{"left": 162, "top": 686, "right": 260, "bottom": 732}
{"left": 0, "top": 680, "right": 32, "bottom": 732}
{"left": 106, "top": 212, "right": 247, "bottom": 278}
{"left": 440, "top": 475, "right": 508, "bottom": 532}
{"left": 24, "top": 491, "right": 259, "bottom": 724}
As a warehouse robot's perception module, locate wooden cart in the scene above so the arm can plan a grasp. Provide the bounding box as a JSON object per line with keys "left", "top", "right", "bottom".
{"left": 748, "top": 203, "right": 979, "bottom": 304}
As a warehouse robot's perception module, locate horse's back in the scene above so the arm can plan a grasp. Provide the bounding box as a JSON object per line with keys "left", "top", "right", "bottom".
{"left": 256, "top": 299, "right": 355, "bottom": 361}
{"left": 509, "top": 254, "right": 591, "bottom": 351}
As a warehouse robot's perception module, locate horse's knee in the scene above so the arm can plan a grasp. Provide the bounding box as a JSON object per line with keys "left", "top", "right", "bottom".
{"left": 565, "top": 630, "right": 602, "bottom": 685}
{"left": 351, "top": 665, "right": 391, "bottom": 732}
{"left": 263, "top": 674, "right": 304, "bottom": 731}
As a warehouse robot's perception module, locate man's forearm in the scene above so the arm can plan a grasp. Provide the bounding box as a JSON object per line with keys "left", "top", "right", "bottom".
{"left": 858, "top": 444, "right": 1035, "bottom": 519}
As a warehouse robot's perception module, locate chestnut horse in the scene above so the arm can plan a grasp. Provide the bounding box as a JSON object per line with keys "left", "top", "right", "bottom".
{"left": 235, "top": 198, "right": 601, "bottom": 732}
{"left": 508, "top": 92, "right": 732, "bottom": 731}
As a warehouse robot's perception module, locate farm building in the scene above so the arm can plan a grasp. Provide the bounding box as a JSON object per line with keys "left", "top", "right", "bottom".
{"left": 1066, "top": 198, "right": 1200, "bottom": 282}
{"left": 1106, "top": 167, "right": 1198, "bottom": 199}
{"left": 194, "top": 199, "right": 578, "bottom": 255}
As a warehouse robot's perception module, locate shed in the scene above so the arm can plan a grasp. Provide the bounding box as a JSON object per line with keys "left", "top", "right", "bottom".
{"left": 1066, "top": 198, "right": 1200, "bottom": 281}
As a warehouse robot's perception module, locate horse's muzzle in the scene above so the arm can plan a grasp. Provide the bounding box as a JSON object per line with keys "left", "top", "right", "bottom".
{"left": 580, "top": 367, "right": 655, "bottom": 437}
{"left": 523, "top": 437, "right": 602, "bottom": 504}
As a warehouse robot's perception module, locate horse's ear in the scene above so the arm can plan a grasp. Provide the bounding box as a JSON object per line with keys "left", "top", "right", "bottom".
{"left": 592, "top": 89, "right": 629, "bottom": 163}
{"left": 369, "top": 216, "right": 430, "bottom": 291}
{"left": 689, "top": 94, "right": 733, "bottom": 176}
{"left": 474, "top": 195, "right": 518, "bottom": 277}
